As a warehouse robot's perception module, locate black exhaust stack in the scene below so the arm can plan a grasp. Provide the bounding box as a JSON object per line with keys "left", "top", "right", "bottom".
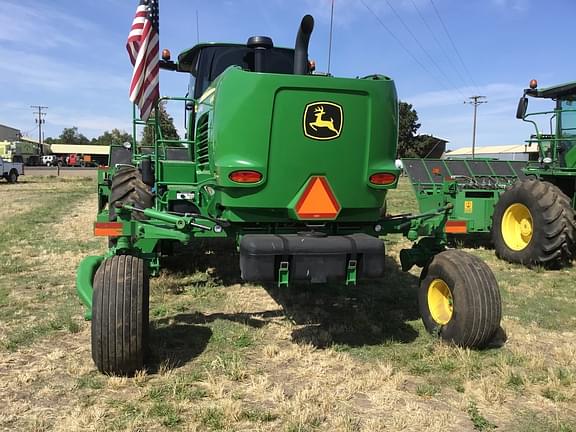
{"left": 294, "top": 15, "right": 314, "bottom": 75}
{"left": 247, "top": 36, "right": 274, "bottom": 73}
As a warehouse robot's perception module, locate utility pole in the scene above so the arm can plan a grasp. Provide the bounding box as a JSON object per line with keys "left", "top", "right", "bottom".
{"left": 464, "top": 96, "right": 487, "bottom": 159}
{"left": 31, "top": 105, "right": 48, "bottom": 156}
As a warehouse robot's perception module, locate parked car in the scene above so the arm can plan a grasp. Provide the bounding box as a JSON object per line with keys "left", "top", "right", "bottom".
{"left": 0, "top": 156, "right": 24, "bottom": 183}
{"left": 41, "top": 155, "right": 58, "bottom": 166}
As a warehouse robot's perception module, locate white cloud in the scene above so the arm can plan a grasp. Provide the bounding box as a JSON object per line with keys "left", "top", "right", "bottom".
{"left": 0, "top": 1, "right": 98, "bottom": 48}
{"left": 0, "top": 46, "right": 126, "bottom": 93}
{"left": 48, "top": 110, "right": 131, "bottom": 135}
{"left": 491, "top": 0, "right": 530, "bottom": 12}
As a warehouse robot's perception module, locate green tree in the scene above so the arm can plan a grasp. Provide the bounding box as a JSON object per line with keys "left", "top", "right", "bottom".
{"left": 93, "top": 128, "right": 132, "bottom": 146}
{"left": 141, "top": 102, "right": 180, "bottom": 146}
{"left": 58, "top": 127, "right": 90, "bottom": 144}
{"left": 397, "top": 101, "right": 422, "bottom": 158}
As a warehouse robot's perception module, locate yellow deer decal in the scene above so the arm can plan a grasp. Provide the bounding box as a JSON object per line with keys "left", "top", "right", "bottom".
{"left": 309, "top": 106, "right": 338, "bottom": 134}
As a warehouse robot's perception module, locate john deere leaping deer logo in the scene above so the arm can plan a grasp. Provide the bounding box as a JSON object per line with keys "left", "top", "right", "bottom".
{"left": 303, "top": 102, "right": 343, "bottom": 140}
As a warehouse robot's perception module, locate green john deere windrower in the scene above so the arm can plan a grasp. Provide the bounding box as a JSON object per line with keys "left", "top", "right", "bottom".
{"left": 77, "top": 15, "right": 502, "bottom": 375}
{"left": 403, "top": 79, "right": 576, "bottom": 268}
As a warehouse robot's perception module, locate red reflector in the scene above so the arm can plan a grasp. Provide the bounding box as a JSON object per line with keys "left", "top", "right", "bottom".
{"left": 444, "top": 220, "right": 467, "bottom": 234}
{"left": 432, "top": 167, "right": 442, "bottom": 175}
{"left": 369, "top": 173, "right": 397, "bottom": 185}
{"left": 229, "top": 170, "right": 262, "bottom": 183}
{"left": 295, "top": 176, "right": 341, "bottom": 219}
{"left": 98, "top": 166, "right": 109, "bottom": 171}
{"left": 94, "top": 222, "right": 123, "bottom": 237}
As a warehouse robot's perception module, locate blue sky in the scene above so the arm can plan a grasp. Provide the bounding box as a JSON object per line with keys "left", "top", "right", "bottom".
{"left": 0, "top": 0, "right": 574, "bottom": 149}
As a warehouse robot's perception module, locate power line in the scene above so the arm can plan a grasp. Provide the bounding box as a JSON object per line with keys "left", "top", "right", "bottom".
{"left": 358, "top": 0, "right": 451, "bottom": 92}
{"left": 429, "top": 0, "right": 480, "bottom": 93}
{"left": 409, "top": 0, "right": 469, "bottom": 90}
{"left": 382, "top": 0, "right": 466, "bottom": 98}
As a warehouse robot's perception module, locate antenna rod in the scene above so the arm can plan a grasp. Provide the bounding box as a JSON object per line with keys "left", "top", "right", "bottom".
{"left": 196, "top": 10, "right": 200, "bottom": 43}
{"left": 327, "top": 0, "right": 335, "bottom": 74}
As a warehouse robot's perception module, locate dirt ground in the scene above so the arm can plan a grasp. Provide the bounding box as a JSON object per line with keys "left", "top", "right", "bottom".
{"left": 0, "top": 176, "right": 574, "bottom": 431}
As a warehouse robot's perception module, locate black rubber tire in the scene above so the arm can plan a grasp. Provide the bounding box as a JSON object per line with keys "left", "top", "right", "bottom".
{"left": 109, "top": 166, "right": 153, "bottom": 221}
{"left": 419, "top": 250, "right": 502, "bottom": 348}
{"left": 492, "top": 179, "right": 576, "bottom": 268}
{"left": 92, "top": 255, "right": 149, "bottom": 375}
{"left": 7, "top": 170, "right": 18, "bottom": 184}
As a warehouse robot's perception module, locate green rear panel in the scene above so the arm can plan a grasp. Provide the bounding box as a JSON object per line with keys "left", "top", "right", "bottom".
{"left": 200, "top": 68, "right": 398, "bottom": 223}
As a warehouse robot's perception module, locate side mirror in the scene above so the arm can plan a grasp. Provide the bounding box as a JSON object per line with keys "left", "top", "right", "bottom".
{"left": 516, "top": 96, "right": 528, "bottom": 119}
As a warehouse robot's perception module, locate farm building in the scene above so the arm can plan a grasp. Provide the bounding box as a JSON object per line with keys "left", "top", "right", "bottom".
{"left": 49, "top": 144, "right": 110, "bottom": 166}
{"left": 445, "top": 143, "right": 539, "bottom": 161}
{"left": 0, "top": 123, "right": 21, "bottom": 141}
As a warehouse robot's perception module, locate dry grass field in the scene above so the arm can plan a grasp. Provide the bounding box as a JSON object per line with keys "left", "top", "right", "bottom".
{"left": 0, "top": 176, "right": 574, "bottom": 431}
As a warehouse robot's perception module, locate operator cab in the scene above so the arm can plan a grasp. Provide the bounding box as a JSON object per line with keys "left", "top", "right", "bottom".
{"left": 517, "top": 80, "right": 576, "bottom": 167}
{"left": 178, "top": 43, "right": 295, "bottom": 99}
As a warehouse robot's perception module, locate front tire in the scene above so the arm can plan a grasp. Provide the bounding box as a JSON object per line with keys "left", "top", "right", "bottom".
{"left": 419, "top": 250, "right": 501, "bottom": 348}
{"left": 92, "top": 255, "right": 149, "bottom": 375}
{"left": 109, "top": 166, "right": 153, "bottom": 221}
{"left": 492, "top": 179, "right": 576, "bottom": 268}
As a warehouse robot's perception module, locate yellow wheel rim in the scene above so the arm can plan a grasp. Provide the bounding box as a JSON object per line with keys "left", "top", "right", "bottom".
{"left": 427, "top": 279, "right": 453, "bottom": 325}
{"left": 501, "top": 203, "right": 533, "bottom": 251}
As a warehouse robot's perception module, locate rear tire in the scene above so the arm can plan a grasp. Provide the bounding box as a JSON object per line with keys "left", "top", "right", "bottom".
{"left": 92, "top": 255, "right": 149, "bottom": 375}
{"left": 109, "top": 166, "right": 153, "bottom": 221}
{"left": 419, "top": 250, "right": 501, "bottom": 348}
{"left": 492, "top": 179, "right": 576, "bottom": 268}
{"left": 7, "top": 170, "right": 18, "bottom": 183}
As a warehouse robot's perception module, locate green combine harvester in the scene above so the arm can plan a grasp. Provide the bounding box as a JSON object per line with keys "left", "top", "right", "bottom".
{"left": 404, "top": 79, "right": 576, "bottom": 268}
{"left": 77, "top": 15, "right": 502, "bottom": 375}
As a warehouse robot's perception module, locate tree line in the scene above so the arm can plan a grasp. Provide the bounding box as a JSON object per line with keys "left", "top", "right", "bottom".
{"left": 44, "top": 103, "right": 180, "bottom": 147}
{"left": 45, "top": 102, "right": 438, "bottom": 158}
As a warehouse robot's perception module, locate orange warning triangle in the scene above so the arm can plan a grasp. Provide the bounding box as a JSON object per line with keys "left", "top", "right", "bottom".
{"left": 295, "top": 176, "right": 341, "bottom": 219}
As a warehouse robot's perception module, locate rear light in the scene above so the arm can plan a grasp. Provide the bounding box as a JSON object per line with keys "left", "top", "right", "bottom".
{"left": 444, "top": 220, "right": 467, "bottom": 234}
{"left": 94, "top": 222, "right": 123, "bottom": 237}
{"left": 229, "top": 170, "right": 262, "bottom": 183}
{"left": 369, "top": 172, "right": 397, "bottom": 185}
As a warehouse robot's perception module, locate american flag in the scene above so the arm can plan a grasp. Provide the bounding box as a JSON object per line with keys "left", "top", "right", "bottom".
{"left": 127, "top": 0, "right": 159, "bottom": 122}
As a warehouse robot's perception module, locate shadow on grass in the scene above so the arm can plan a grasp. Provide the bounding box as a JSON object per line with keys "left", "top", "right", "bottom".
{"left": 161, "top": 239, "right": 242, "bottom": 286}
{"left": 155, "top": 241, "right": 422, "bottom": 361}
{"left": 265, "top": 256, "right": 420, "bottom": 348}
{"left": 147, "top": 323, "right": 212, "bottom": 372}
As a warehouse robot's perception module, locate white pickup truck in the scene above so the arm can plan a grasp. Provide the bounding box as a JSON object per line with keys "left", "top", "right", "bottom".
{"left": 0, "top": 156, "right": 24, "bottom": 183}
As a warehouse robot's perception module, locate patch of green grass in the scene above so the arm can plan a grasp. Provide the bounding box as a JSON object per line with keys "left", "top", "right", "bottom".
{"left": 506, "top": 373, "right": 524, "bottom": 391}
{"left": 285, "top": 417, "right": 323, "bottom": 432}
{"left": 416, "top": 383, "right": 439, "bottom": 397}
{"left": 511, "top": 410, "right": 575, "bottom": 432}
{"left": 467, "top": 401, "right": 496, "bottom": 431}
{"left": 108, "top": 400, "right": 145, "bottom": 430}
{"left": 0, "top": 287, "right": 9, "bottom": 306}
{"left": 148, "top": 375, "right": 207, "bottom": 403}
{"left": 240, "top": 408, "right": 278, "bottom": 422}
{"left": 488, "top": 260, "right": 576, "bottom": 330}
{"left": 210, "top": 353, "right": 247, "bottom": 381}
{"left": 2, "top": 300, "right": 80, "bottom": 351}
{"left": 76, "top": 373, "right": 104, "bottom": 390}
{"left": 541, "top": 388, "right": 569, "bottom": 402}
{"left": 209, "top": 319, "right": 255, "bottom": 351}
{"left": 149, "top": 401, "right": 182, "bottom": 428}
{"left": 197, "top": 406, "right": 226, "bottom": 430}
